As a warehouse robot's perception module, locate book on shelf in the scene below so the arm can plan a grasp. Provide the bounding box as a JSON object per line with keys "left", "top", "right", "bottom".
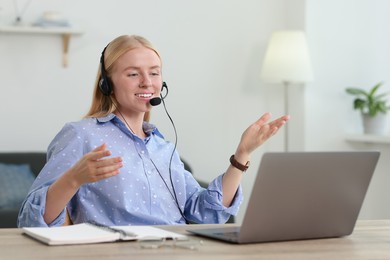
{"left": 22, "top": 222, "right": 187, "bottom": 246}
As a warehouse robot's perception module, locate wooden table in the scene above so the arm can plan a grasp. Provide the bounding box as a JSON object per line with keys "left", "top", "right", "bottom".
{"left": 1, "top": 220, "right": 389, "bottom": 259}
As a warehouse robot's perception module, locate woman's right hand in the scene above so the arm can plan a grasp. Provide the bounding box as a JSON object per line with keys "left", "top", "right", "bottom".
{"left": 44, "top": 143, "right": 123, "bottom": 224}
{"left": 67, "top": 143, "right": 123, "bottom": 188}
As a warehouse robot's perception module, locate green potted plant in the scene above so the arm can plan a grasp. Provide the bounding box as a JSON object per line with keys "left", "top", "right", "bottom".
{"left": 345, "top": 82, "right": 390, "bottom": 135}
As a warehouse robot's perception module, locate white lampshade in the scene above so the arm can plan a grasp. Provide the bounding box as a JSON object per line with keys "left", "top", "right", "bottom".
{"left": 260, "top": 30, "right": 313, "bottom": 83}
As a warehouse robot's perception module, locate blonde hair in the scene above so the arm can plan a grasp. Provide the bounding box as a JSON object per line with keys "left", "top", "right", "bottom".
{"left": 85, "top": 35, "right": 161, "bottom": 122}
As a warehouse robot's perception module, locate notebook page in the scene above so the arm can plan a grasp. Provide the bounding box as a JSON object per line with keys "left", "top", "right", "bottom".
{"left": 23, "top": 223, "right": 121, "bottom": 245}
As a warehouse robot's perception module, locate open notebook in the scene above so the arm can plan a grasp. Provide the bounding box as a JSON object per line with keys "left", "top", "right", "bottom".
{"left": 23, "top": 222, "right": 187, "bottom": 246}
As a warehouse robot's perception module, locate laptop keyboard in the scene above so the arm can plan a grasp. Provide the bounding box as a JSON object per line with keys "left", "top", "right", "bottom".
{"left": 214, "top": 231, "right": 239, "bottom": 239}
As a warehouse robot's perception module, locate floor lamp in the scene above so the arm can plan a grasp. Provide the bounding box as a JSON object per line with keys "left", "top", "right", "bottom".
{"left": 260, "top": 30, "right": 313, "bottom": 152}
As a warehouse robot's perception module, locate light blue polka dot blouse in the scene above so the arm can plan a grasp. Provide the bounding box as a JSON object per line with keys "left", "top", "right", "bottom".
{"left": 18, "top": 114, "right": 242, "bottom": 227}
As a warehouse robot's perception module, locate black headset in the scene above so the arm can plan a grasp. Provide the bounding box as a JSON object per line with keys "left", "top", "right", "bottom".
{"left": 99, "top": 46, "right": 113, "bottom": 96}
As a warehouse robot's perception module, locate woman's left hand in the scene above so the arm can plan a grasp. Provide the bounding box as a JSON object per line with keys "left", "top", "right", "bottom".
{"left": 222, "top": 112, "right": 289, "bottom": 207}
{"left": 236, "top": 113, "right": 290, "bottom": 158}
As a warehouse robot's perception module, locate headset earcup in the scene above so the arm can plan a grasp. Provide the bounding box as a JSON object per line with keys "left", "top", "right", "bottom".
{"left": 99, "top": 76, "right": 112, "bottom": 96}
{"left": 99, "top": 46, "right": 112, "bottom": 96}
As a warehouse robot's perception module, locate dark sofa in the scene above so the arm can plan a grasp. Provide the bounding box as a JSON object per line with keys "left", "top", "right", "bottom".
{"left": 0, "top": 152, "right": 46, "bottom": 228}
{"left": 0, "top": 153, "right": 233, "bottom": 228}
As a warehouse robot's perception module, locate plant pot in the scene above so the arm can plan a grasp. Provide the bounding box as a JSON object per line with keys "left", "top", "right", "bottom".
{"left": 361, "top": 113, "right": 387, "bottom": 135}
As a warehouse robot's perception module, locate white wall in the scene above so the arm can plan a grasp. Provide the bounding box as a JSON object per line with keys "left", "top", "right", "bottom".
{"left": 1, "top": 0, "right": 389, "bottom": 223}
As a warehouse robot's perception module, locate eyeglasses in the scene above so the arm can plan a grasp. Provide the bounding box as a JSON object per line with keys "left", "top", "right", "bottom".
{"left": 138, "top": 237, "right": 204, "bottom": 250}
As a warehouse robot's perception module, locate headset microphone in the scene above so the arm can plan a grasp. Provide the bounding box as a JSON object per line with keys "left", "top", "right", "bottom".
{"left": 149, "top": 97, "right": 162, "bottom": 106}
{"left": 149, "top": 81, "right": 168, "bottom": 106}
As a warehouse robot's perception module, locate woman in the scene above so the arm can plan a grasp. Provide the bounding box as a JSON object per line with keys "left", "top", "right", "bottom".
{"left": 18, "top": 35, "right": 289, "bottom": 227}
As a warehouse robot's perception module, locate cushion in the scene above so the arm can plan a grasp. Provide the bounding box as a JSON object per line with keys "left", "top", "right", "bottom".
{"left": 0, "top": 163, "right": 36, "bottom": 209}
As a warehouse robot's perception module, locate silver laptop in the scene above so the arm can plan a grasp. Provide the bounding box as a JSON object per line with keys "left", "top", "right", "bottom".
{"left": 188, "top": 151, "right": 380, "bottom": 244}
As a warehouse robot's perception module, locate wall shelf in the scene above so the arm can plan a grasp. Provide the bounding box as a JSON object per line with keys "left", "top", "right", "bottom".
{"left": 345, "top": 134, "right": 390, "bottom": 144}
{"left": 0, "top": 25, "right": 84, "bottom": 67}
